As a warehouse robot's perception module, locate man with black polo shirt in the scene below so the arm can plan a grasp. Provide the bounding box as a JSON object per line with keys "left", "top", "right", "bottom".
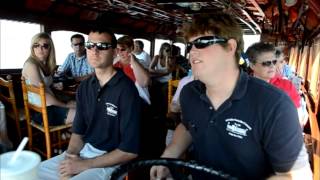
{"left": 38, "top": 26, "right": 141, "bottom": 180}
{"left": 150, "top": 12, "right": 312, "bottom": 179}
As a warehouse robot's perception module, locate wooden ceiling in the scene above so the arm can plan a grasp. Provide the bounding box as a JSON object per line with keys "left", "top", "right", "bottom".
{"left": 0, "top": 0, "right": 319, "bottom": 43}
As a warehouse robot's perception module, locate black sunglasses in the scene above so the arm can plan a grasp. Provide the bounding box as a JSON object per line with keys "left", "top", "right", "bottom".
{"left": 72, "top": 42, "right": 84, "bottom": 47}
{"left": 33, "top": 43, "right": 50, "bottom": 49}
{"left": 186, "top": 36, "right": 227, "bottom": 53}
{"left": 257, "top": 60, "right": 278, "bottom": 67}
{"left": 85, "top": 42, "right": 113, "bottom": 50}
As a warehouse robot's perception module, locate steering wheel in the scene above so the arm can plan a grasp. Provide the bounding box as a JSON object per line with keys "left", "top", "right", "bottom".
{"left": 109, "top": 158, "right": 237, "bottom": 180}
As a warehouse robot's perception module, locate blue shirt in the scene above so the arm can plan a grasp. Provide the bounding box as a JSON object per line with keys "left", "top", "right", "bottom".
{"left": 72, "top": 70, "right": 141, "bottom": 153}
{"left": 282, "top": 64, "right": 293, "bottom": 79}
{"left": 58, "top": 53, "right": 94, "bottom": 77}
{"left": 180, "top": 71, "right": 303, "bottom": 179}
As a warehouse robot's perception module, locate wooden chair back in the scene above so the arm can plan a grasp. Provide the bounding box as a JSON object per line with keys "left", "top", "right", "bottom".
{"left": 0, "top": 77, "right": 21, "bottom": 139}
{"left": 302, "top": 86, "right": 319, "bottom": 180}
{"left": 167, "top": 79, "right": 180, "bottom": 114}
{"left": 21, "top": 78, "right": 71, "bottom": 159}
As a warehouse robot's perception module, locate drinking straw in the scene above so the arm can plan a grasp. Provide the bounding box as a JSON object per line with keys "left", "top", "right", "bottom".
{"left": 8, "top": 137, "right": 29, "bottom": 165}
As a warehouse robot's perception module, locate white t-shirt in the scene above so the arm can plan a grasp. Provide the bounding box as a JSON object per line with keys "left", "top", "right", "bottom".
{"left": 134, "top": 51, "right": 151, "bottom": 69}
{"left": 171, "top": 75, "right": 194, "bottom": 112}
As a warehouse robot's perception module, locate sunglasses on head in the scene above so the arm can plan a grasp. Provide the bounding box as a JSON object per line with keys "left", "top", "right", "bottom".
{"left": 85, "top": 42, "right": 113, "bottom": 50}
{"left": 33, "top": 43, "right": 50, "bottom": 49}
{"left": 186, "top": 36, "right": 227, "bottom": 53}
{"left": 72, "top": 42, "right": 84, "bottom": 47}
{"left": 258, "top": 60, "right": 278, "bottom": 67}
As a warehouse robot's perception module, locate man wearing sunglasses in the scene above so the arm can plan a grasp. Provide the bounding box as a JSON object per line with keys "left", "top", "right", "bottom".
{"left": 56, "top": 34, "right": 94, "bottom": 82}
{"left": 38, "top": 26, "right": 141, "bottom": 180}
{"left": 151, "top": 12, "right": 311, "bottom": 179}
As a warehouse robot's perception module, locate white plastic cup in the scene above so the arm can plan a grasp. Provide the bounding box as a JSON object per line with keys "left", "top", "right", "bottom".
{"left": 0, "top": 150, "right": 41, "bottom": 180}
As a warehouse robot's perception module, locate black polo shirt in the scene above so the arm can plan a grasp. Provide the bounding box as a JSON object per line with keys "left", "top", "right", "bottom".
{"left": 180, "top": 70, "right": 303, "bottom": 179}
{"left": 72, "top": 70, "right": 141, "bottom": 154}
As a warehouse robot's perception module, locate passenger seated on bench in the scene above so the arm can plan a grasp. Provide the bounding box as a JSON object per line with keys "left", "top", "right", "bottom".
{"left": 37, "top": 25, "right": 141, "bottom": 180}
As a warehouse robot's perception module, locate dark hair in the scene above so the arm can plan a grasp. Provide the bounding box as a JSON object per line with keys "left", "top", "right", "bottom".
{"left": 70, "top": 34, "right": 85, "bottom": 43}
{"left": 159, "top": 43, "right": 171, "bottom": 59}
{"left": 245, "top": 42, "right": 275, "bottom": 64}
{"left": 89, "top": 25, "right": 117, "bottom": 48}
{"left": 172, "top": 45, "right": 180, "bottom": 56}
{"left": 183, "top": 11, "right": 244, "bottom": 63}
{"left": 135, "top": 40, "right": 144, "bottom": 50}
{"left": 275, "top": 48, "right": 282, "bottom": 58}
{"left": 118, "top": 35, "right": 134, "bottom": 49}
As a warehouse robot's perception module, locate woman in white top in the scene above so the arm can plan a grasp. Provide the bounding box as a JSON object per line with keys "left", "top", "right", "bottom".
{"left": 149, "top": 43, "right": 175, "bottom": 111}
{"left": 149, "top": 43, "right": 174, "bottom": 82}
{"left": 22, "top": 32, "right": 76, "bottom": 125}
{"left": 148, "top": 43, "right": 176, "bottom": 153}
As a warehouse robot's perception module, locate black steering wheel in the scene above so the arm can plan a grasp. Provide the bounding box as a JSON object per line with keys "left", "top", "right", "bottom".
{"left": 109, "top": 158, "right": 237, "bottom": 180}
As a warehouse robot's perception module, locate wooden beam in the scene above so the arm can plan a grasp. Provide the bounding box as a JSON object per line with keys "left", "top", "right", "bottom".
{"left": 248, "top": 0, "right": 265, "bottom": 18}
{"left": 155, "top": 0, "right": 212, "bottom": 4}
{"left": 302, "top": 86, "right": 320, "bottom": 180}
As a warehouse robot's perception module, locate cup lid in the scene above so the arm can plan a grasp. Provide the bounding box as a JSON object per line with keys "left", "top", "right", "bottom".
{"left": 0, "top": 151, "right": 40, "bottom": 176}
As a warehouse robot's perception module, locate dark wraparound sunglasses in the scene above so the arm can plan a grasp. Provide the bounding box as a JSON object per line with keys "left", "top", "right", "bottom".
{"left": 33, "top": 43, "right": 50, "bottom": 49}
{"left": 257, "top": 60, "right": 278, "bottom": 67}
{"left": 186, "top": 36, "right": 227, "bottom": 53}
{"left": 85, "top": 42, "right": 113, "bottom": 50}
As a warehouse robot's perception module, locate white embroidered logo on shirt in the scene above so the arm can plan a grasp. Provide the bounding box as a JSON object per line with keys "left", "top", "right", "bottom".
{"left": 225, "top": 118, "right": 252, "bottom": 139}
{"left": 106, "top": 103, "right": 118, "bottom": 117}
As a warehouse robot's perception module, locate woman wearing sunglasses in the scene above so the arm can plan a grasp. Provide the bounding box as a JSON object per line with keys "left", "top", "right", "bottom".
{"left": 246, "top": 42, "right": 306, "bottom": 127}
{"left": 22, "top": 32, "right": 76, "bottom": 126}
{"left": 246, "top": 42, "right": 278, "bottom": 81}
{"left": 246, "top": 42, "right": 301, "bottom": 108}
